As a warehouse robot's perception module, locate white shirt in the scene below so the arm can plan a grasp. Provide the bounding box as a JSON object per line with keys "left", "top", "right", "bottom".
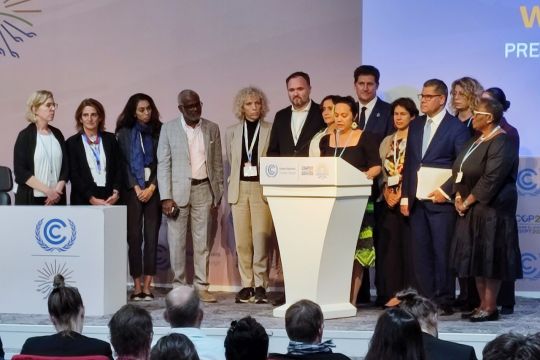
{"left": 423, "top": 109, "right": 446, "bottom": 153}
{"left": 33, "top": 132, "right": 62, "bottom": 197}
{"left": 290, "top": 100, "right": 312, "bottom": 145}
{"left": 181, "top": 115, "right": 208, "bottom": 180}
{"left": 82, "top": 135, "right": 107, "bottom": 187}
{"left": 169, "top": 327, "right": 225, "bottom": 360}
{"left": 358, "top": 96, "right": 378, "bottom": 128}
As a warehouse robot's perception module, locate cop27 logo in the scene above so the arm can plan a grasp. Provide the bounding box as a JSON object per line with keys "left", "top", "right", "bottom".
{"left": 0, "top": 0, "right": 41, "bottom": 58}
{"left": 35, "top": 218, "right": 77, "bottom": 252}
{"left": 265, "top": 163, "right": 278, "bottom": 178}
{"left": 517, "top": 168, "right": 540, "bottom": 196}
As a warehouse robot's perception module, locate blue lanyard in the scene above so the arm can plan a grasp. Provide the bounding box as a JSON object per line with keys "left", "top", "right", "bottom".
{"left": 82, "top": 134, "right": 102, "bottom": 173}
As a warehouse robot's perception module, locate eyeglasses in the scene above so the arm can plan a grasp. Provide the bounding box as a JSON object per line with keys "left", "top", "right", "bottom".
{"left": 473, "top": 110, "right": 492, "bottom": 117}
{"left": 44, "top": 103, "right": 59, "bottom": 109}
{"left": 417, "top": 94, "right": 442, "bottom": 101}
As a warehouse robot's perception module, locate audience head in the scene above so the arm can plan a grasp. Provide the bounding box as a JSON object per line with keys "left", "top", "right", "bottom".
{"left": 178, "top": 89, "right": 203, "bottom": 123}
{"left": 285, "top": 71, "right": 311, "bottom": 109}
{"left": 47, "top": 274, "right": 84, "bottom": 334}
{"left": 26, "top": 90, "right": 56, "bottom": 123}
{"left": 116, "top": 93, "right": 161, "bottom": 134}
{"left": 164, "top": 286, "right": 203, "bottom": 328}
{"left": 319, "top": 95, "right": 339, "bottom": 126}
{"left": 395, "top": 288, "right": 438, "bottom": 336}
{"left": 224, "top": 316, "right": 268, "bottom": 360}
{"left": 474, "top": 98, "right": 503, "bottom": 127}
{"left": 354, "top": 65, "right": 380, "bottom": 104}
{"left": 450, "top": 77, "right": 484, "bottom": 115}
{"left": 150, "top": 333, "right": 200, "bottom": 360}
{"left": 483, "top": 332, "right": 540, "bottom": 360}
{"left": 233, "top": 86, "right": 269, "bottom": 121}
{"left": 391, "top": 97, "right": 418, "bottom": 131}
{"left": 482, "top": 87, "right": 511, "bottom": 112}
{"left": 74, "top": 98, "right": 106, "bottom": 133}
{"left": 419, "top": 79, "right": 448, "bottom": 117}
{"left": 364, "top": 308, "right": 425, "bottom": 360}
{"left": 109, "top": 304, "right": 153, "bottom": 360}
{"left": 285, "top": 299, "right": 324, "bottom": 344}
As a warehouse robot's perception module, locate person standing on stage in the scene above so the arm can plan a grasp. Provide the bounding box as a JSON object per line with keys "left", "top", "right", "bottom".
{"left": 309, "top": 95, "right": 339, "bottom": 157}
{"left": 226, "top": 86, "right": 273, "bottom": 304}
{"left": 267, "top": 71, "right": 325, "bottom": 157}
{"left": 157, "top": 90, "right": 224, "bottom": 303}
{"left": 14, "top": 90, "right": 68, "bottom": 205}
{"left": 450, "top": 77, "right": 484, "bottom": 137}
{"left": 116, "top": 93, "right": 162, "bottom": 301}
{"left": 67, "top": 98, "right": 121, "bottom": 205}
{"left": 400, "top": 79, "right": 470, "bottom": 315}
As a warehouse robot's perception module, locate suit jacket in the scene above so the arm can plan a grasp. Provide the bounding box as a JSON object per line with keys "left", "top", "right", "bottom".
{"left": 66, "top": 131, "right": 122, "bottom": 205}
{"left": 361, "top": 97, "right": 394, "bottom": 138}
{"left": 13, "top": 123, "right": 69, "bottom": 205}
{"left": 401, "top": 111, "right": 470, "bottom": 209}
{"left": 226, "top": 119, "right": 271, "bottom": 204}
{"left": 267, "top": 102, "right": 325, "bottom": 157}
{"left": 423, "top": 333, "right": 477, "bottom": 360}
{"left": 20, "top": 332, "right": 112, "bottom": 359}
{"left": 116, "top": 126, "right": 159, "bottom": 190}
{"left": 157, "top": 116, "right": 224, "bottom": 207}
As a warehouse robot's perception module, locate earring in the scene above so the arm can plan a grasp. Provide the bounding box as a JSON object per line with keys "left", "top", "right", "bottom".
{"left": 351, "top": 121, "right": 358, "bottom": 130}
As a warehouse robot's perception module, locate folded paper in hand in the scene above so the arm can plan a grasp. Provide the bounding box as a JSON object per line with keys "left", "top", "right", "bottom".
{"left": 416, "top": 166, "right": 452, "bottom": 200}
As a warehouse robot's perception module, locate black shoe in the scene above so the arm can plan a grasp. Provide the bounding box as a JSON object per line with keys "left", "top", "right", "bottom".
{"left": 500, "top": 306, "right": 514, "bottom": 315}
{"left": 142, "top": 292, "right": 154, "bottom": 301}
{"left": 439, "top": 304, "right": 455, "bottom": 316}
{"left": 470, "top": 309, "right": 499, "bottom": 322}
{"left": 235, "top": 287, "right": 254, "bottom": 303}
{"left": 130, "top": 292, "right": 144, "bottom": 301}
{"left": 254, "top": 287, "right": 268, "bottom": 304}
{"left": 461, "top": 308, "right": 479, "bottom": 319}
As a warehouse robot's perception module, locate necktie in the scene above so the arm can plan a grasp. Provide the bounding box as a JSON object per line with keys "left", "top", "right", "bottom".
{"left": 359, "top": 106, "right": 367, "bottom": 130}
{"left": 422, "top": 118, "right": 433, "bottom": 157}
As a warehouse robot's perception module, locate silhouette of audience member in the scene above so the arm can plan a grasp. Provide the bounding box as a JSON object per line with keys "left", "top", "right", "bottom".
{"left": 224, "top": 316, "right": 268, "bottom": 360}
{"left": 269, "top": 299, "right": 350, "bottom": 359}
{"left": 483, "top": 332, "right": 540, "bottom": 360}
{"left": 150, "top": 333, "right": 200, "bottom": 360}
{"left": 396, "top": 288, "right": 477, "bottom": 360}
{"left": 20, "top": 275, "right": 112, "bottom": 359}
{"left": 364, "top": 308, "right": 425, "bottom": 360}
{"left": 108, "top": 304, "right": 153, "bottom": 360}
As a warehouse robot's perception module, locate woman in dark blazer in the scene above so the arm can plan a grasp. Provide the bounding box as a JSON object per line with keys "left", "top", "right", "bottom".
{"left": 66, "top": 98, "right": 121, "bottom": 205}
{"left": 14, "top": 90, "right": 68, "bottom": 205}
{"left": 116, "top": 93, "right": 162, "bottom": 301}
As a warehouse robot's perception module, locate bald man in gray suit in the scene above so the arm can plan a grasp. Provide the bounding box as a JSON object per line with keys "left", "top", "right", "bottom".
{"left": 157, "top": 90, "right": 224, "bottom": 303}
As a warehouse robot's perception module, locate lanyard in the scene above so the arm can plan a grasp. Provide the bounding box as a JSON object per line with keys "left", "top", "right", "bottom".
{"left": 82, "top": 133, "right": 102, "bottom": 173}
{"left": 459, "top": 125, "right": 500, "bottom": 172}
{"left": 139, "top": 133, "right": 146, "bottom": 156}
{"left": 334, "top": 130, "right": 354, "bottom": 158}
{"left": 243, "top": 120, "right": 260, "bottom": 164}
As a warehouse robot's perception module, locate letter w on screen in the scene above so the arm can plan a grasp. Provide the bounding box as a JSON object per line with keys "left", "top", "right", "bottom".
{"left": 520, "top": 5, "right": 540, "bottom": 28}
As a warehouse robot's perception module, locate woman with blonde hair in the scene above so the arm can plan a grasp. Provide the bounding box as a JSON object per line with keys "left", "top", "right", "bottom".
{"left": 14, "top": 90, "right": 68, "bottom": 205}
{"left": 450, "top": 77, "right": 483, "bottom": 135}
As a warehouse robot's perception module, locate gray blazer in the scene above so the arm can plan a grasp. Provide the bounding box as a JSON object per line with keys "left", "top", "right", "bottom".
{"left": 225, "top": 119, "right": 271, "bottom": 204}
{"left": 157, "top": 116, "right": 224, "bottom": 207}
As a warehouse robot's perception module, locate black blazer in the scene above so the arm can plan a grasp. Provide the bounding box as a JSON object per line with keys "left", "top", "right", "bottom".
{"left": 66, "top": 131, "right": 122, "bottom": 205}
{"left": 13, "top": 123, "right": 69, "bottom": 205}
{"left": 20, "top": 332, "right": 112, "bottom": 359}
{"left": 423, "top": 333, "right": 477, "bottom": 360}
{"left": 361, "top": 97, "right": 394, "bottom": 139}
{"left": 267, "top": 102, "right": 325, "bottom": 157}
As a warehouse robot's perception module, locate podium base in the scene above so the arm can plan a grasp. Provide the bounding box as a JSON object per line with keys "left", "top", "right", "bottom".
{"left": 273, "top": 302, "right": 357, "bottom": 319}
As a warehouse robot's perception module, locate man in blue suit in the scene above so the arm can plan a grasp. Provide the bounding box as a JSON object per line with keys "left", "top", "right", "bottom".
{"left": 401, "top": 79, "right": 470, "bottom": 314}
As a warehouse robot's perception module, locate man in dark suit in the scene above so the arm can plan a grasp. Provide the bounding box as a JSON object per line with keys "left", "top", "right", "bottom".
{"left": 267, "top": 71, "right": 325, "bottom": 157}
{"left": 353, "top": 65, "right": 393, "bottom": 138}
{"left": 401, "top": 79, "right": 470, "bottom": 314}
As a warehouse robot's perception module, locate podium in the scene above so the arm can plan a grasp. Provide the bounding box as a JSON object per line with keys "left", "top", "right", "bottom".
{"left": 0, "top": 206, "right": 127, "bottom": 316}
{"left": 260, "top": 157, "right": 372, "bottom": 319}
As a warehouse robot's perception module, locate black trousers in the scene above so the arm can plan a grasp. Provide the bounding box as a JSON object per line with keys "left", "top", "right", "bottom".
{"left": 124, "top": 187, "right": 161, "bottom": 277}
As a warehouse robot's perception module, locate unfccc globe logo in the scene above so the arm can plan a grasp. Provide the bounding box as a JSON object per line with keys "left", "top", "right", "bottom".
{"left": 517, "top": 168, "right": 540, "bottom": 196}
{"left": 265, "top": 163, "right": 278, "bottom": 178}
{"left": 35, "top": 218, "right": 77, "bottom": 252}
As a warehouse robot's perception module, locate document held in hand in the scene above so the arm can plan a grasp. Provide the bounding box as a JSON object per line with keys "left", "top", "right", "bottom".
{"left": 416, "top": 166, "right": 452, "bottom": 200}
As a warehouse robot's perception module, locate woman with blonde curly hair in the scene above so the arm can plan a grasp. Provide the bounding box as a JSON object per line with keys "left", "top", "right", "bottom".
{"left": 450, "top": 77, "right": 484, "bottom": 135}
{"left": 226, "top": 86, "right": 273, "bottom": 304}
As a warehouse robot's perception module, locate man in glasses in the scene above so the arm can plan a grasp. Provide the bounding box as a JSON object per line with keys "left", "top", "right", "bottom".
{"left": 401, "top": 79, "right": 470, "bottom": 315}
{"left": 157, "top": 89, "right": 224, "bottom": 303}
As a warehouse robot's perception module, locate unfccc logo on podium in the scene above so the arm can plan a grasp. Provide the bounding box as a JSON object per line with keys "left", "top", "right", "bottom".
{"left": 265, "top": 163, "right": 278, "bottom": 178}
{"left": 35, "top": 218, "right": 77, "bottom": 252}
{"left": 517, "top": 168, "right": 540, "bottom": 196}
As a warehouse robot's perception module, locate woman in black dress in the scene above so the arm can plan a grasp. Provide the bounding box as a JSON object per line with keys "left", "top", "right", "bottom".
{"left": 66, "top": 98, "right": 121, "bottom": 205}
{"left": 449, "top": 97, "right": 522, "bottom": 322}
{"left": 319, "top": 95, "right": 381, "bottom": 304}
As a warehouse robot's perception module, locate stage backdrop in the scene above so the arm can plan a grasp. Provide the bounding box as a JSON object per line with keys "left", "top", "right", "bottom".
{"left": 1, "top": 0, "right": 361, "bottom": 290}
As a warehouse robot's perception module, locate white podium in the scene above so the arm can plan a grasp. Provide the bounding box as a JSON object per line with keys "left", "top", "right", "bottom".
{"left": 260, "top": 157, "right": 372, "bottom": 319}
{"left": 0, "top": 206, "right": 127, "bottom": 316}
